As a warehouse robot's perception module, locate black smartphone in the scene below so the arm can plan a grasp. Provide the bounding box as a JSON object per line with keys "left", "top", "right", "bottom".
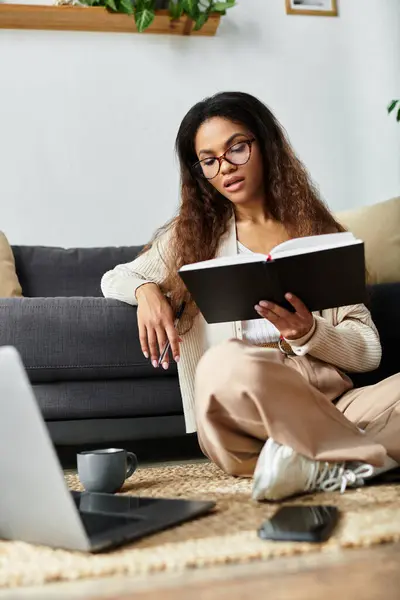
{"left": 258, "top": 505, "right": 339, "bottom": 543}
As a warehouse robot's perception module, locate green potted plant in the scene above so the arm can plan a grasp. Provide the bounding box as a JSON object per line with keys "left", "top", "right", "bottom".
{"left": 78, "top": 0, "right": 236, "bottom": 33}
{"left": 388, "top": 100, "right": 400, "bottom": 122}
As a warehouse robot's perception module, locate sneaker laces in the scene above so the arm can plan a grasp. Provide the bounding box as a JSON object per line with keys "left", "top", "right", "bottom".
{"left": 306, "top": 461, "right": 374, "bottom": 494}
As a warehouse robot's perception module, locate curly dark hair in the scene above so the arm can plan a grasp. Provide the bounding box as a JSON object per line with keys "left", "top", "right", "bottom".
{"left": 147, "top": 91, "right": 345, "bottom": 326}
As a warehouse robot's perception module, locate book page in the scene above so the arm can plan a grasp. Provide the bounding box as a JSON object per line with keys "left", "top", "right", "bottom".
{"left": 179, "top": 232, "right": 361, "bottom": 272}
{"left": 179, "top": 253, "right": 266, "bottom": 272}
{"left": 270, "top": 232, "right": 359, "bottom": 259}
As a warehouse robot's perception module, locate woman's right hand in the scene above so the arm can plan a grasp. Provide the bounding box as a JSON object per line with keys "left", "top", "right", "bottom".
{"left": 136, "top": 283, "right": 181, "bottom": 370}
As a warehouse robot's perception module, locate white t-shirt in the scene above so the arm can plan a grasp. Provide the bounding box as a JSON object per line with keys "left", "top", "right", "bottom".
{"left": 237, "top": 241, "right": 280, "bottom": 344}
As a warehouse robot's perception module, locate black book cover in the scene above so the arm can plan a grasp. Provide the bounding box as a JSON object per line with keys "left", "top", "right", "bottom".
{"left": 179, "top": 243, "right": 367, "bottom": 324}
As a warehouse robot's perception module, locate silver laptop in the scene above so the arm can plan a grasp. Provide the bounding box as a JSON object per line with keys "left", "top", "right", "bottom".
{"left": 0, "top": 346, "right": 214, "bottom": 552}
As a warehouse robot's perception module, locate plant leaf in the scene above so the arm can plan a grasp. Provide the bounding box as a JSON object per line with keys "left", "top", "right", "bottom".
{"left": 135, "top": 0, "right": 154, "bottom": 9}
{"left": 105, "top": 0, "right": 118, "bottom": 11}
{"left": 397, "top": 107, "right": 400, "bottom": 122}
{"left": 194, "top": 11, "right": 208, "bottom": 30}
{"left": 182, "top": 0, "right": 199, "bottom": 19}
{"left": 136, "top": 0, "right": 155, "bottom": 9}
{"left": 213, "top": 0, "right": 235, "bottom": 11}
{"left": 169, "top": 0, "right": 183, "bottom": 19}
{"left": 119, "top": 0, "right": 134, "bottom": 12}
{"left": 135, "top": 7, "right": 155, "bottom": 31}
{"left": 387, "top": 100, "right": 398, "bottom": 114}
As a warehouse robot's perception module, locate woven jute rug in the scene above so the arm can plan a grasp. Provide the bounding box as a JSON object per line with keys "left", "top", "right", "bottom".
{"left": 1, "top": 462, "right": 400, "bottom": 589}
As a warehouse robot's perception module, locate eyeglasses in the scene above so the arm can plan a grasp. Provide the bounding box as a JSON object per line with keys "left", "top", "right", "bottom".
{"left": 193, "top": 138, "right": 256, "bottom": 180}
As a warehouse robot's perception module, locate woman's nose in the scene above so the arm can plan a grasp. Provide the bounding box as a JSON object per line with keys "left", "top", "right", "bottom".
{"left": 220, "top": 158, "right": 237, "bottom": 175}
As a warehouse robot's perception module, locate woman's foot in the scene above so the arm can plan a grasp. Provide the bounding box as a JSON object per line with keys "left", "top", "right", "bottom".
{"left": 252, "top": 438, "right": 375, "bottom": 501}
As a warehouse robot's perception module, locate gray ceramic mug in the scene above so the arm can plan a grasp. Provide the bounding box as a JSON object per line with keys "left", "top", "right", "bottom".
{"left": 77, "top": 448, "right": 138, "bottom": 494}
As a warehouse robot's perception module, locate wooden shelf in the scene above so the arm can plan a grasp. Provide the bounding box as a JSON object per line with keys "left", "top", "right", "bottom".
{"left": 0, "top": 4, "right": 221, "bottom": 35}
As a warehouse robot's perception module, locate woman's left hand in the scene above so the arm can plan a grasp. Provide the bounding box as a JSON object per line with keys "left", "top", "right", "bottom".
{"left": 255, "top": 293, "right": 314, "bottom": 340}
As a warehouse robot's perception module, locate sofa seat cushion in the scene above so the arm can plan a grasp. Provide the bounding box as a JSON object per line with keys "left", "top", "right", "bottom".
{"left": 35, "top": 377, "right": 182, "bottom": 421}
{"left": 0, "top": 297, "right": 177, "bottom": 383}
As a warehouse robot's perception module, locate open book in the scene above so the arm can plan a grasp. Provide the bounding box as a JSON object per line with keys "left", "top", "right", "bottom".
{"left": 178, "top": 232, "right": 367, "bottom": 324}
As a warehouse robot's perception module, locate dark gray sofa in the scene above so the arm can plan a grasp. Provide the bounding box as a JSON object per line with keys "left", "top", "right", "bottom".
{"left": 0, "top": 244, "right": 399, "bottom": 446}
{"left": 1, "top": 245, "right": 184, "bottom": 445}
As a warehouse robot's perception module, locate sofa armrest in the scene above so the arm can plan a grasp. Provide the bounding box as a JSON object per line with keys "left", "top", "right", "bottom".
{"left": 0, "top": 297, "right": 177, "bottom": 383}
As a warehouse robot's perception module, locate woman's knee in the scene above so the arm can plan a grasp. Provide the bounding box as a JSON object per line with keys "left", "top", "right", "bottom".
{"left": 196, "top": 338, "right": 259, "bottom": 395}
{"left": 195, "top": 339, "right": 247, "bottom": 414}
{"left": 196, "top": 339, "right": 245, "bottom": 381}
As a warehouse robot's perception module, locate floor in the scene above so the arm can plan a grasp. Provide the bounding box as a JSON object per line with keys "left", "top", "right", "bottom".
{"left": 0, "top": 540, "right": 398, "bottom": 599}
{"left": 0, "top": 442, "right": 398, "bottom": 600}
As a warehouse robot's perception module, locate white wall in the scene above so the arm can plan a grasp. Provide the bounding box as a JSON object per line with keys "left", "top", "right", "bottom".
{"left": 0, "top": 0, "right": 399, "bottom": 247}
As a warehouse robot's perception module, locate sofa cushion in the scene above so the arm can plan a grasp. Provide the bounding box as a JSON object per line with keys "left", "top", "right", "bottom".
{"left": 1, "top": 287, "right": 396, "bottom": 391}
{"left": 350, "top": 282, "right": 400, "bottom": 388}
{"left": 0, "top": 232, "right": 22, "bottom": 298}
{"left": 0, "top": 297, "right": 177, "bottom": 383}
{"left": 11, "top": 245, "right": 143, "bottom": 297}
{"left": 35, "top": 377, "right": 182, "bottom": 421}
{"left": 337, "top": 197, "right": 400, "bottom": 284}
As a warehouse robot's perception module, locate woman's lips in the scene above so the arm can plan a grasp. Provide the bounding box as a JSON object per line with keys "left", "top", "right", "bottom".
{"left": 224, "top": 178, "right": 245, "bottom": 192}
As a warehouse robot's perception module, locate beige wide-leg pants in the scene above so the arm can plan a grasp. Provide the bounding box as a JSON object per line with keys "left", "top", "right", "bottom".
{"left": 195, "top": 340, "right": 400, "bottom": 477}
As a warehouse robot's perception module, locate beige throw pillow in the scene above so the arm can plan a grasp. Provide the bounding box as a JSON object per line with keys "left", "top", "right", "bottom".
{"left": 0, "top": 231, "right": 22, "bottom": 297}
{"left": 336, "top": 197, "right": 400, "bottom": 285}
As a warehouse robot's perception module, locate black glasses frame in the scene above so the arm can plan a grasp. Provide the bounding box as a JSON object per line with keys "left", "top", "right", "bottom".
{"left": 193, "top": 138, "right": 256, "bottom": 180}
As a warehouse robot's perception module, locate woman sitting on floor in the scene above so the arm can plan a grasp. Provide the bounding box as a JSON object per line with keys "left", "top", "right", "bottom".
{"left": 101, "top": 91, "right": 400, "bottom": 501}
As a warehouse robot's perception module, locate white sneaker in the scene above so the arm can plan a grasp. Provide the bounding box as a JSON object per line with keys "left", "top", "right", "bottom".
{"left": 252, "top": 438, "right": 374, "bottom": 501}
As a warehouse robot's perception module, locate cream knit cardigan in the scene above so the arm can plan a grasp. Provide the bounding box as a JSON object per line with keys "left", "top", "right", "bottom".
{"left": 101, "top": 218, "right": 382, "bottom": 433}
